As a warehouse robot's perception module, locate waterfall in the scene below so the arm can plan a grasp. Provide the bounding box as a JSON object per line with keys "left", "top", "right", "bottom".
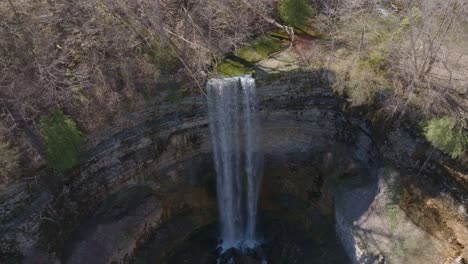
{"left": 207, "top": 75, "right": 263, "bottom": 250}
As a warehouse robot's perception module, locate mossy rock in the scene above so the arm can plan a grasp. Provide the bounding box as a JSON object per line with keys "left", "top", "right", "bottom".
{"left": 268, "top": 29, "right": 290, "bottom": 40}
{"left": 216, "top": 59, "right": 253, "bottom": 76}
{"left": 215, "top": 33, "right": 288, "bottom": 76}
{"left": 237, "top": 36, "right": 283, "bottom": 63}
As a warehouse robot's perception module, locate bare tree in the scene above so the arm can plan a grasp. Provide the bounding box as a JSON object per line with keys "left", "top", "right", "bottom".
{"left": 387, "top": 0, "right": 468, "bottom": 119}
{"left": 0, "top": 0, "right": 281, "bottom": 182}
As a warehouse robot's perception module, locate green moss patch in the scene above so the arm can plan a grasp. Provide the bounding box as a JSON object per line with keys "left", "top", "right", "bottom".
{"left": 237, "top": 36, "right": 283, "bottom": 63}
{"left": 40, "top": 110, "right": 83, "bottom": 171}
{"left": 216, "top": 59, "right": 253, "bottom": 76}
{"left": 268, "top": 29, "right": 290, "bottom": 40}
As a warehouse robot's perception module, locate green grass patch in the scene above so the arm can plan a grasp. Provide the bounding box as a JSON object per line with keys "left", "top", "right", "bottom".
{"left": 40, "top": 110, "right": 83, "bottom": 171}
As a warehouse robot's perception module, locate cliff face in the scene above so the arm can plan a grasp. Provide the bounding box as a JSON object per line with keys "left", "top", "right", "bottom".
{"left": 0, "top": 70, "right": 466, "bottom": 264}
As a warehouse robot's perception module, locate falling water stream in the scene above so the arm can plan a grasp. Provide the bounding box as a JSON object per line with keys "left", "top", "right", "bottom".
{"left": 207, "top": 75, "right": 263, "bottom": 251}
{"left": 133, "top": 75, "right": 350, "bottom": 263}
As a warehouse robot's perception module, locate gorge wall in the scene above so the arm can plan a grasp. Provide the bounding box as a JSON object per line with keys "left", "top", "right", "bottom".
{"left": 0, "top": 70, "right": 466, "bottom": 264}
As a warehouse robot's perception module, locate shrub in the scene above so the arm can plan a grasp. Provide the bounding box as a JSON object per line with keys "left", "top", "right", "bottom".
{"left": 334, "top": 61, "right": 389, "bottom": 106}
{"left": 40, "top": 111, "right": 83, "bottom": 171}
{"left": 423, "top": 117, "right": 467, "bottom": 158}
{"left": 367, "top": 49, "right": 387, "bottom": 69}
{"left": 0, "top": 125, "right": 20, "bottom": 185}
{"left": 145, "top": 43, "right": 181, "bottom": 75}
{"left": 278, "top": 0, "right": 315, "bottom": 28}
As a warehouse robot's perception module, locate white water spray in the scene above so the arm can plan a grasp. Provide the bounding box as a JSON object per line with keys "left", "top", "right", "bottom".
{"left": 207, "top": 75, "right": 263, "bottom": 250}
